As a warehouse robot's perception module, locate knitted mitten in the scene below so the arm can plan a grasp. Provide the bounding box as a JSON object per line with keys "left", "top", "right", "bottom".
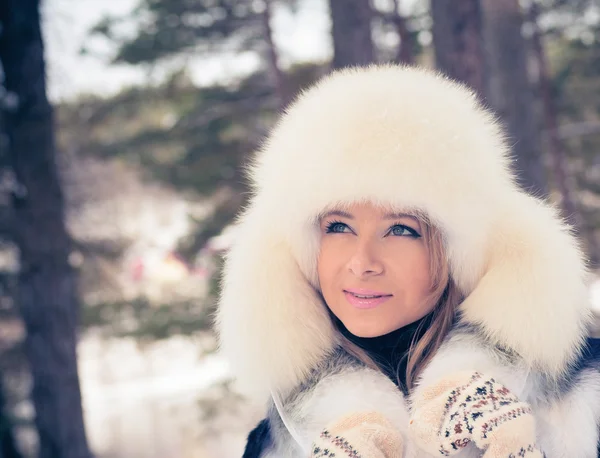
{"left": 409, "top": 372, "right": 543, "bottom": 457}
{"left": 311, "top": 411, "right": 404, "bottom": 458}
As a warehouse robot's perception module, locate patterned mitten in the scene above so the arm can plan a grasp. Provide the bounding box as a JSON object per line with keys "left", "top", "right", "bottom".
{"left": 311, "top": 411, "right": 403, "bottom": 458}
{"left": 409, "top": 372, "right": 543, "bottom": 457}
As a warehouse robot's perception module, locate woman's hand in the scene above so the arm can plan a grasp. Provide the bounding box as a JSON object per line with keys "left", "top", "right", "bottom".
{"left": 409, "top": 372, "right": 543, "bottom": 457}
{"left": 311, "top": 411, "right": 403, "bottom": 458}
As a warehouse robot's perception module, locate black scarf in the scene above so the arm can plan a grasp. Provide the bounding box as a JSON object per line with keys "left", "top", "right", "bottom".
{"left": 335, "top": 312, "right": 434, "bottom": 394}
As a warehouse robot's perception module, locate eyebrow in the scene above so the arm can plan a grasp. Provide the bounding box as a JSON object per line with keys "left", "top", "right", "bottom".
{"left": 320, "top": 210, "right": 419, "bottom": 222}
{"left": 383, "top": 212, "right": 419, "bottom": 222}
{"left": 321, "top": 210, "right": 353, "bottom": 219}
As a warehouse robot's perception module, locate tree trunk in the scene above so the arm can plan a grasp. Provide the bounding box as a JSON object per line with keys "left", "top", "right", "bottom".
{"left": 0, "top": 1, "right": 92, "bottom": 457}
{"left": 481, "top": 0, "right": 547, "bottom": 195}
{"left": 262, "top": 0, "right": 288, "bottom": 110}
{"left": 431, "top": 0, "right": 485, "bottom": 95}
{"left": 0, "top": 377, "right": 23, "bottom": 458}
{"left": 329, "top": 0, "right": 375, "bottom": 69}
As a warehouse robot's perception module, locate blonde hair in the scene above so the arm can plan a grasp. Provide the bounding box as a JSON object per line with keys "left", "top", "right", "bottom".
{"left": 336, "top": 220, "right": 462, "bottom": 392}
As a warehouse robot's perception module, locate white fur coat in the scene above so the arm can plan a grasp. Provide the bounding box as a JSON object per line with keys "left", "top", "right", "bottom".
{"left": 261, "top": 335, "right": 600, "bottom": 457}
{"left": 216, "top": 65, "right": 600, "bottom": 457}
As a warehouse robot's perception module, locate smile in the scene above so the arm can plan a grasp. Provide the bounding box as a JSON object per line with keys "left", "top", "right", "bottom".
{"left": 343, "top": 290, "right": 393, "bottom": 309}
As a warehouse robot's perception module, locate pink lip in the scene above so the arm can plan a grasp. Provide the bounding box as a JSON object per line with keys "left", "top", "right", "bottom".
{"left": 345, "top": 288, "right": 391, "bottom": 296}
{"left": 343, "top": 289, "right": 393, "bottom": 310}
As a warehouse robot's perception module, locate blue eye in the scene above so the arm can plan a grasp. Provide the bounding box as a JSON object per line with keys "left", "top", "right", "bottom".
{"left": 389, "top": 224, "right": 420, "bottom": 238}
{"left": 325, "top": 221, "right": 349, "bottom": 233}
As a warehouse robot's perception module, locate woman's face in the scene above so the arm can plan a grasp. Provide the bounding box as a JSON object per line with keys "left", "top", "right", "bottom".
{"left": 317, "top": 202, "right": 434, "bottom": 337}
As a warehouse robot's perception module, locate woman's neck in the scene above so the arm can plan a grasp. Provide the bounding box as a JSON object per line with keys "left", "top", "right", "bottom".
{"left": 336, "top": 313, "right": 433, "bottom": 393}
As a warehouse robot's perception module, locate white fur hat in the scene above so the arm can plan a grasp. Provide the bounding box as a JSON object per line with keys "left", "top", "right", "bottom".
{"left": 216, "top": 65, "right": 591, "bottom": 403}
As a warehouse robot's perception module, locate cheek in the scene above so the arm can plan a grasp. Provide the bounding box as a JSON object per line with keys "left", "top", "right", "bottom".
{"left": 317, "top": 240, "right": 345, "bottom": 289}
{"left": 317, "top": 242, "right": 333, "bottom": 288}
{"left": 387, "top": 244, "right": 431, "bottom": 294}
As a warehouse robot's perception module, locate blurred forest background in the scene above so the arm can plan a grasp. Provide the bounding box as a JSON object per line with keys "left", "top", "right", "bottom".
{"left": 0, "top": 0, "right": 599, "bottom": 457}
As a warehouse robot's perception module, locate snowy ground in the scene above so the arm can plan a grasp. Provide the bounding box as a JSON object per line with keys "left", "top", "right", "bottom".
{"left": 78, "top": 333, "right": 262, "bottom": 458}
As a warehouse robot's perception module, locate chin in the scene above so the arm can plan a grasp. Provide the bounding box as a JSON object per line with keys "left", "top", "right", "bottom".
{"left": 344, "top": 322, "right": 390, "bottom": 338}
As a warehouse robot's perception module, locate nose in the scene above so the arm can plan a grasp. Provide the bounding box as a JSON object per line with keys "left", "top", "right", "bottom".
{"left": 347, "top": 239, "right": 384, "bottom": 278}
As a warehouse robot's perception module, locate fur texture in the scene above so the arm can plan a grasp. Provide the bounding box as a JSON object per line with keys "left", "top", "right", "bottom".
{"left": 250, "top": 340, "right": 600, "bottom": 457}
{"left": 413, "top": 331, "right": 600, "bottom": 457}
{"left": 216, "top": 65, "right": 592, "bottom": 404}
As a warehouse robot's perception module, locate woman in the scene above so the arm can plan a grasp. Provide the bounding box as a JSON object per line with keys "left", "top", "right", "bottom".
{"left": 216, "top": 65, "right": 600, "bottom": 457}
